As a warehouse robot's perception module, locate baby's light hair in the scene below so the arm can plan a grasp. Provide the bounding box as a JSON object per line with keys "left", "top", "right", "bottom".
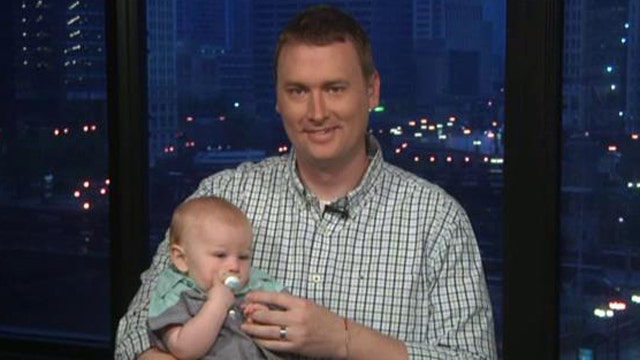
{"left": 169, "top": 196, "right": 250, "bottom": 246}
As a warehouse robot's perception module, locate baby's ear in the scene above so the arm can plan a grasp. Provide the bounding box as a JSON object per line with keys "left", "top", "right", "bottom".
{"left": 170, "top": 244, "right": 188, "bottom": 273}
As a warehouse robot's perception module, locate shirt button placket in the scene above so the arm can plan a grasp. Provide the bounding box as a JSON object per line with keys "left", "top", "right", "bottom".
{"left": 308, "top": 222, "right": 327, "bottom": 294}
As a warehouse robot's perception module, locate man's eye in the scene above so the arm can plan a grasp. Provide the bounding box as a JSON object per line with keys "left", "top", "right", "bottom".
{"left": 287, "top": 88, "right": 307, "bottom": 96}
{"left": 327, "top": 86, "right": 345, "bottom": 94}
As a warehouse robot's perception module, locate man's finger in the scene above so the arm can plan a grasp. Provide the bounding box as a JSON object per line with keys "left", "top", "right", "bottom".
{"left": 245, "top": 290, "right": 293, "bottom": 309}
{"left": 242, "top": 322, "right": 284, "bottom": 339}
{"left": 245, "top": 305, "right": 288, "bottom": 326}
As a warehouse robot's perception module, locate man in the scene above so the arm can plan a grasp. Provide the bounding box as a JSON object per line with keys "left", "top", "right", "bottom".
{"left": 116, "top": 5, "right": 497, "bottom": 359}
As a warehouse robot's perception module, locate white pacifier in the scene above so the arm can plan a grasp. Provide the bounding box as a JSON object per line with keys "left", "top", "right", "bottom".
{"left": 224, "top": 275, "right": 242, "bottom": 291}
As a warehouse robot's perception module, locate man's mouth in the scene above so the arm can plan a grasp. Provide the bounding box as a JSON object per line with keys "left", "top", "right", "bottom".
{"left": 307, "top": 128, "right": 333, "bottom": 134}
{"left": 305, "top": 126, "right": 337, "bottom": 142}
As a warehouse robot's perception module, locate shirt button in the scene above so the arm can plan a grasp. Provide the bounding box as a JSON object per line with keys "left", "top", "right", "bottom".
{"left": 310, "top": 273, "right": 323, "bottom": 284}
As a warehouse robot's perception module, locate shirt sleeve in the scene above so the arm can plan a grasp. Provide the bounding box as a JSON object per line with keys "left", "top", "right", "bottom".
{"left": 404, "top": 206, "right": 497, "bottom": 359}
{"left": 114, "top": 234, "right": 172, "bottom": 360}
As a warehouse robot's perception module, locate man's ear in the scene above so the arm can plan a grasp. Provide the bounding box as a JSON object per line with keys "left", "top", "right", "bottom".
{"left": 171, "top": 244, "right": 189, "bottom": 273}
{"left": 367, "top": 71, "right": 381, "bottom": 110}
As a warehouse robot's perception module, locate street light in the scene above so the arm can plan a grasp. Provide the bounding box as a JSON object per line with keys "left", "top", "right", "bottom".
{"left": 608, "top": 300, "right": 627, "bottom": 311}
{"left": 593, "top": 306, "right": 614, "bottom": 318}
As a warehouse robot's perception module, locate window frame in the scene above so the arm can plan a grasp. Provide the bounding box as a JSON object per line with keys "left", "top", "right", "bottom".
{"left": 107, "top": 0, "right": 149, "bottom": 337}
{"left": 503, "top": 0, "right": 562, "bottom": 359}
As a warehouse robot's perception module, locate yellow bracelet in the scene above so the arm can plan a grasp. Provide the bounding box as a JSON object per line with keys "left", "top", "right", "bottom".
{"left": 344, "top": 317, "right": 350, "bottom": 359}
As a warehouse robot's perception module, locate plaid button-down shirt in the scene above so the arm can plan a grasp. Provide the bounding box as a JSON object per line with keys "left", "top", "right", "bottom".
{"left": 115, "top": 135, "right": 497, "bottom": 359}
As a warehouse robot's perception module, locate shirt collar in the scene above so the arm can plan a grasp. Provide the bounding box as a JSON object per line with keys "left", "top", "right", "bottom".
{"left": 287, "top": 133, "right": 383, "bottom": 216}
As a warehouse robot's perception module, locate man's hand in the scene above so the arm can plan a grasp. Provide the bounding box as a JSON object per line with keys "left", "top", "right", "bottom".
{"left": 137, "top": 347, "right": 178, "bottom": 360}
{"left": 240, "top": 291, "right": 346, "bottom": 359}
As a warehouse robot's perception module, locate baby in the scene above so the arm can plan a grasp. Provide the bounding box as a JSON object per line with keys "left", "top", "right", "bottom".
{"left": 148, "top": 196, "right": 285, "bottom": 360}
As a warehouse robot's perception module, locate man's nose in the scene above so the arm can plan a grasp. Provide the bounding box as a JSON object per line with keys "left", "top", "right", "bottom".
{"left": 307, "top": 91, "right": 327, "bottom": 121}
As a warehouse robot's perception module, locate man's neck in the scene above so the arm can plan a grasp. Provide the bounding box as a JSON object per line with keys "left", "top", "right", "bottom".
{"left": 296, "top": 151, "right": 370, "bottom": 202}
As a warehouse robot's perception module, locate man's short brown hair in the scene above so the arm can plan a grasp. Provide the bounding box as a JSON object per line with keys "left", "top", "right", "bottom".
{"left": 274, "top": 5, "right": 376, "bottom": 82}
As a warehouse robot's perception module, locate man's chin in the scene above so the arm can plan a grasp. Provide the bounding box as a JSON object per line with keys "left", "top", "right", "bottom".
{"left": 298, "top": 150, "right": 340, "bottom": 167}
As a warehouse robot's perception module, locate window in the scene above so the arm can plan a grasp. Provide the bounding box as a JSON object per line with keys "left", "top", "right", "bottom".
{"left": 0, "top": 0, "right": 110, "bottom": 351}
{"left": 560, "top": 1, "right": 640, "bottom": 358}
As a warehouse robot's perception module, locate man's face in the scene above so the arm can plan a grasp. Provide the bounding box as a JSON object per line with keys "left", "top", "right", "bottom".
{"left": 276, "top": 40, "right": 379, "bottom": 169}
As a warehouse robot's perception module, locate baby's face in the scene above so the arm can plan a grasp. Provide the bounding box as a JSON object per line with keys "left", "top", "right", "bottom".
{"left": 178, "top": 217, "right": 252, "bottom": 292}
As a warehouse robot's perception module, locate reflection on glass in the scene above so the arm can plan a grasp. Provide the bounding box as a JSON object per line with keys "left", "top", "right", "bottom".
{"left": 0, "top": 0, "right": 110, "bottom": 345}
{"left": 147, "top": 0, "right": 505, "bottom": 356}
{"left": 561, "top": 0, "right": 640, "bottom": 358}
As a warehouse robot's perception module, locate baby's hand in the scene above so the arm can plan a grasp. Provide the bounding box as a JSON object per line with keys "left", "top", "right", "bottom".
{"left": 206, "top": 277, "right": 235, "bottom": 309}
{"left": 242, "top": 302, "right": 270, "bottom": 323}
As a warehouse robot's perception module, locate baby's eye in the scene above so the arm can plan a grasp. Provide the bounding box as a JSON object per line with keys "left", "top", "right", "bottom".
{"left": 212, "top": 252, "right": 227, "bottom": 258}
{"left": 239, "top": 254, "right": 251, "bottom": 261}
